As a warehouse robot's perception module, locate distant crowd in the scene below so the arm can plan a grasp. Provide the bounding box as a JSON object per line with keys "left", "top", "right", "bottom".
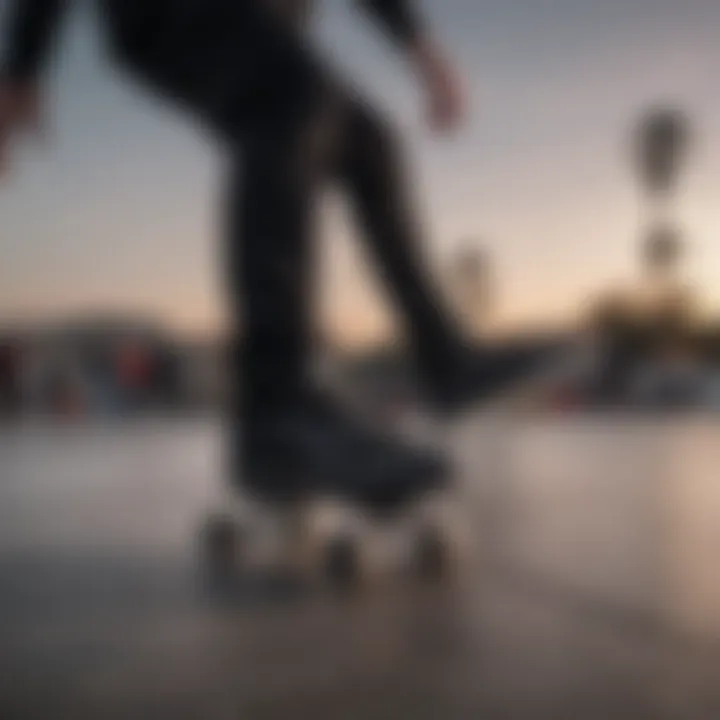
{"left": 0, "top": 321, "right": 223, "bottom": 420}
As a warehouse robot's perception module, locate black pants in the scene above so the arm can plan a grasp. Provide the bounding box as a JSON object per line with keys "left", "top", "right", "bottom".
{"left": 106, "top": 0, "right": 460, "bottom": 422}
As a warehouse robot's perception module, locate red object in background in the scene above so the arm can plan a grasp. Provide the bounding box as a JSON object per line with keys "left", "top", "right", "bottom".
{"left": 550, "top": 387, "right": 584, "bottom": 412}
{"left": 117, "top": 343, "right": 153, "bottom": 389}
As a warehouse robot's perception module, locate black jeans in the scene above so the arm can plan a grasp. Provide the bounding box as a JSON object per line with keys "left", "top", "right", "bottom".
{"left": 106, "top": 0, "right": 460, "bottom": 423}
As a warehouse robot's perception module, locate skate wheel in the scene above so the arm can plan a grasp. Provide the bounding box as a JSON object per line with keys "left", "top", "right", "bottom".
{"left": 415, "top": 525, "right": 451, "bottom": 581}
{"left": 324, "top": 535, "right": 363, "bottom": 591}
{"left": 201, "top": 514, "right": 242, "bottom": 581}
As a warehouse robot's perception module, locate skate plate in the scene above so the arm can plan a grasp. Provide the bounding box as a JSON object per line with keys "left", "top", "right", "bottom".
{"left": 198, "top": 490, "right": 468, "bottom": 594}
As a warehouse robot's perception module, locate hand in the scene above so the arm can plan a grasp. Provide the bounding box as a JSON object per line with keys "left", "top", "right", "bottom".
{"left": 410, "top": 39, "right": 467, "bottom": 134}
{"left": 0, "top": 79, "right": 44, "bottom": 178}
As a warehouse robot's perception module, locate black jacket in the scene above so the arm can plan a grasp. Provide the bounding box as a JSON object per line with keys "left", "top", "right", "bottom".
{"left": 1, "top": 0, "right": 424, "bottom": 80}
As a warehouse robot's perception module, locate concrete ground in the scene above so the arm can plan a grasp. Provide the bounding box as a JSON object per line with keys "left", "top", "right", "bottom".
{"left": 1, "top": 415, "right": 719, "bottom": 719}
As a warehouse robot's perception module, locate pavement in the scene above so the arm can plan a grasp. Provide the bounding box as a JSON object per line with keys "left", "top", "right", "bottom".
{"left": 1, "top": 415, "right": 719, "bottom": 719}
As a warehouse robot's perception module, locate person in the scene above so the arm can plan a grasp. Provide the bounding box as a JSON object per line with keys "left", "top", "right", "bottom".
{"left": 1, "top": 0, "right": 545, "bottom": 510}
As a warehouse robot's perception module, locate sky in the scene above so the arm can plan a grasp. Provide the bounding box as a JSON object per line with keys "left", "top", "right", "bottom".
{"left": 1, "top": 0, "right": 719, "bottom": 346}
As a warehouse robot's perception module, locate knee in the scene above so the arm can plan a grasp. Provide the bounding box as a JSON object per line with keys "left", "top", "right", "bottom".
{"left": 218, "top": 40, "right": 343, "bottom": 151}
{"left": 349, "top": 101, "right": 404, "bottom": 172}
{"left": 247, "top": 74, "right": 346, "bottom": 184}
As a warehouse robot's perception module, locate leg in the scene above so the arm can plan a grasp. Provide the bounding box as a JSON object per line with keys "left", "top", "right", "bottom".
{"left": 334, "top": 95, "right": 462, "bottom": 371}
{"left": 110, "top": 0, "right": 338, "bottom": 425}
{"left": 334, "top": 94, "right": 556, "bottom": 413}
{"left": 224, "top": 69, "right": 338, "bottom": 425}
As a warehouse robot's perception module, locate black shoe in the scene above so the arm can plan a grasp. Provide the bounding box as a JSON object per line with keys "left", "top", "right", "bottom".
{"left": 238, "top": 388, "right": 450, "bottom": 513}
{"left": 421, "top": 342, "right": 560, "bottom": 416}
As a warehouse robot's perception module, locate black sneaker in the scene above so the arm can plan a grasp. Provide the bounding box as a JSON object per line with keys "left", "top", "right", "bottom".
{"left": 420, "top": 342, "right": 560, "bottom": 416}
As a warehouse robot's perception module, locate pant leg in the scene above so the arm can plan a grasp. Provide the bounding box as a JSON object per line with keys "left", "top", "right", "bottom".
{"left": 333, "top": 94, "right": 462, "bottom": 369}
{"left": 105, "top": 0, "right": 344, "bottom": 445}
{"left": 225, "top": 86, "right": 339, "bottom": 424}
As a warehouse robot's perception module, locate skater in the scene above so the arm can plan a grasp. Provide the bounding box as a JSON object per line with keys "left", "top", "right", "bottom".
{"left": 1, "top": 0, "right": 545, "bottom": 509}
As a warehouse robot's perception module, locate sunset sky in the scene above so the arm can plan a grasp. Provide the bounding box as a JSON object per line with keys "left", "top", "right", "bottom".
{"left": 1, "top": 0, "right": 719, "bottom": 346}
